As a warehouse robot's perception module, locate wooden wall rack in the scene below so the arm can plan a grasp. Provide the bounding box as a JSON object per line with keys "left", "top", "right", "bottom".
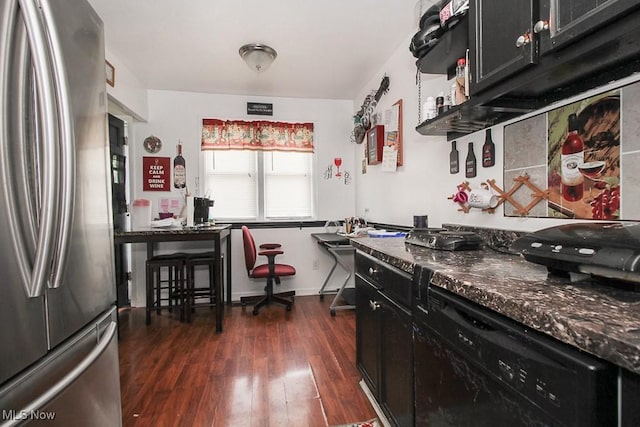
{"left": 449, "top": 174, "right": 549, "bottom": 216}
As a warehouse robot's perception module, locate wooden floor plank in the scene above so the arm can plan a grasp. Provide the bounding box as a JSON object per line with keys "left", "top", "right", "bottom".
{"left": 118, "top": 295, "right": 376, "bottom": 426}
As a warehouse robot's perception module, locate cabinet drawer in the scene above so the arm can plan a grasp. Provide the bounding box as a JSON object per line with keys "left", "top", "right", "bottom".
{"left": 356, "top": 251, "right": 413, "bottom": 309}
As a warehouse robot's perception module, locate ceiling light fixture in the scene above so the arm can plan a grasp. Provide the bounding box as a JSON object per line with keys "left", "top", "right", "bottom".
{"left": 239, "top": 43, "right": 277, "bottom": 73}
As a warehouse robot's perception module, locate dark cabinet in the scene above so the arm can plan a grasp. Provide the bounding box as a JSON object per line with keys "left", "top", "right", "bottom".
{"left": 469, "top": 0, "right": 536, "bottom": 95}
{"left": 537, "top": 0, "right": 640, "bottom": 54}
{"left": 620, "top": 368, "right": 640, "bottom": 426}
{"left": 356, "top": 277, "right": 380, "bottom": 397}
{"left": 355, "top": 252, "right": 414, "bottom": 427}
{"left": 470, "top": 0, "right": 640, "bottom": 96}
{"left": 417, "top": 0, "right": 640, "bottom": 140}
{"left": 379, "top": 295, "right": 413, "bottom": 427}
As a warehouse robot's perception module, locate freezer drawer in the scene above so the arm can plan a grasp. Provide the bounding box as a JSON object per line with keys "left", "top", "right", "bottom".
{"left": 0, "top": 308, "right": 122, "bottom": 426}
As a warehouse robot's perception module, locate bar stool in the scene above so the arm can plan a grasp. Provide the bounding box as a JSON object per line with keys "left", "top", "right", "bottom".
{"left": 184, "top": 252, "right": 221, "bottom": 322}
{"left": 145, "top": 253, "right": 187, "bottom": 325}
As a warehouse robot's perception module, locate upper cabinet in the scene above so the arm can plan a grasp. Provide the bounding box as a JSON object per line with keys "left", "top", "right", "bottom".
{"left": 537, "top": 0, "right": 640, "bottom": 53}
{"left": 417, "top": 0, "right": 640, "bottom": 140}
{"left": 469, "top": 0, "right": 536, "bottom": 95}
{"left": 470, "top": 0, "right": 640, "bottom": 96}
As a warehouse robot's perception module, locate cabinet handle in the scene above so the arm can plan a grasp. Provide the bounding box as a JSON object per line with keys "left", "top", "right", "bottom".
{"left": 534, "top": 20, "right": 549, "bottom": 34}
{"left": 516, "top": 32, "right": 532, "bottom": 48}
{"left": 368, "top": 267, "right": 378, "bottom": 275}
{"left": 369, "top": 300, "right": 380, "bottom": 311}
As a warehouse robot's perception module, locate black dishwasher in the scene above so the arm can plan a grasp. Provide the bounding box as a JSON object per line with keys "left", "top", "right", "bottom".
{"left": 414, "top": 285, "right": 617, "bottom": 427}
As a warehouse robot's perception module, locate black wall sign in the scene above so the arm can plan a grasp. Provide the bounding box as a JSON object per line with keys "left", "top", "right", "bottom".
{"left": 247, "top": 102, "right": 273, "bottom": 116}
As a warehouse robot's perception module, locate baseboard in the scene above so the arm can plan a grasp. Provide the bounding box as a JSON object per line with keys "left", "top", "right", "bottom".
{"left": 358, "top": 379, "right": 391, "bottom": 427}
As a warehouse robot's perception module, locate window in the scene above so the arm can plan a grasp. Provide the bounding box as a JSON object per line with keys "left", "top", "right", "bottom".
{"left": 202, "top": 150, "right": 314, "bottom": 220}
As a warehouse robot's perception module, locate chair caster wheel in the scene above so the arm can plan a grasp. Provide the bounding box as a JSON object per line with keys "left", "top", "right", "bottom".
{"left": 330, "top": 309, "right": 336, "bottom": 316}
{"left": 319, "top": 294, "right": 324, "bottom": 301}
{"left": 252, "top": 309, "right": 259, "bottom": 315}
{"left": 286, "top": 305, "right": 292, "bottom": 312}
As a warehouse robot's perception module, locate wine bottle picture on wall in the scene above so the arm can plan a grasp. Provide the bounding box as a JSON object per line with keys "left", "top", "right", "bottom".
{"left": 482, "top": 129, "right": 495, "bottom": 167}
{"left": 449, "top": 140, "right": 459, "bottom": 174}
{"left": 465, "top": 141, "right": 477, "bottom": 178}
{"left": 561, "top": 113, "right": 584, "bottom": 202}
{"left": 174, "top": 142, "right": 186, "bottom": 189}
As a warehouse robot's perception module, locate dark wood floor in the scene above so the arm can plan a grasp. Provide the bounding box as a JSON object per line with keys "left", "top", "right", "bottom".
{"left": 117, "top": 295, "right": 377, "bottom": 426}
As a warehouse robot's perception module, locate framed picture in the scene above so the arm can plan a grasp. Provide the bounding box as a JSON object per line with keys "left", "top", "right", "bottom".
{"left": 105, "top": 60, "right": 115, "bottom": 87}
{"left": 367, "top": 125, "right": 384, "bottom": 165}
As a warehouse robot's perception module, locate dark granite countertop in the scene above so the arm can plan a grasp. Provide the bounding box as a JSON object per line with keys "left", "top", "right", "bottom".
{"left": 115, "top": 224, "right": 231, "bottom": 236}
{"left": 113, "top": 224, "right": 231, "bottom": 244}
{"left": 350, "top": 236, "right": 640, "bottom": 376}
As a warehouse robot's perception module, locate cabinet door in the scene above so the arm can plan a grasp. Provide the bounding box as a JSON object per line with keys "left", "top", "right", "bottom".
{"left": 537, "top": 0, "right": 640, "bottom": 54}
{"left": 621, "top": 368, "right": 640, "bottom": 426}
{"left": 380, "top": 295, "right": 414, "bottom": 427}
{"left": 356, "top": 277, "right": 380, "bottom": 397}
{"left": 469, "top": 0, "right": 536, "bottom": 95}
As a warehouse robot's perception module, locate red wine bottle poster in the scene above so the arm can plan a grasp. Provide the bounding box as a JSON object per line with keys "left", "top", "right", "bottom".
{"left": 547, "top": 90, "right": 620, "bottom": 220}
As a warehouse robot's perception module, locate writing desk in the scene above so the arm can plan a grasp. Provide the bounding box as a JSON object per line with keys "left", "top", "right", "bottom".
{"left": 311, "top": 233, "right": 355, "bottom": 316}
{"left": 114, "top": 224, "right": 231, "bottom": 332}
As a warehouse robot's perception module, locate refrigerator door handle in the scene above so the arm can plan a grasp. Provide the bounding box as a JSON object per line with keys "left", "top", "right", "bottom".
{"left": 0, "top": 0, "right": 34, "bottom": 296}
{"left": 0, "top": 321, "right": 117, "bottom": 427}
{"left": 39, "top": 0, "right": 76, "bottom": 289}
{"left": 13, "top": 22, "right": 40, "bottom": 253}
{"left": 16, "top": 0, "right": 59, "bottom": 297}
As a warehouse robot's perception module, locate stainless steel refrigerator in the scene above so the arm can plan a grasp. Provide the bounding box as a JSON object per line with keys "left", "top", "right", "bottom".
{"left": 0, "top": 0, "right": 122, "bottom": 425}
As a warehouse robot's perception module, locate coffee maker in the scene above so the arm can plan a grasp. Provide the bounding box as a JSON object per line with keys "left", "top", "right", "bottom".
{"left": 193, "top": 197, "right": 214, "bottom": 225}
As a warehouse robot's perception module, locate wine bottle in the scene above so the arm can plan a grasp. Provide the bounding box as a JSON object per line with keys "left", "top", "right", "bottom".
{"left": 174, "top": 142, "right": 186, "bottom": 189}
{"left": 436, "top": 92, "right": 445, "bottom": 116}
{"left": 455, "top": 58, "right": 467, "bottom": 105}
{"left": 449, "top": 140, "right": 459, "bottom": 174}
{"left": 561, "top": 114, "right": 584, "bottom": 202}
{"left": 465, "top": 141, "right": 476, "bottom": 178}
{"left": 482, "top": 129, "right": 495, "bottom": 167}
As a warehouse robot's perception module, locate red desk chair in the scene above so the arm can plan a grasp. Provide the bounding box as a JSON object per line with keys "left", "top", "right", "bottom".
{"left": 240, "top": 226, "right": 295, "bottom": 315}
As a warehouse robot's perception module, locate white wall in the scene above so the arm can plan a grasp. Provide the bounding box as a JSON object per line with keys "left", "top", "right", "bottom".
{"left": 125, "top": 90, "right": 357, "bottom": 306}
{"left": 131, "top": 90, "right": 355, "bottom": 220}
{"left": 354, "top": 33, "right": 640, "bottom": 232}
{"left": 114, "top": 31, "right": 640, "bottom": 307}
{"left": 105, "top": 49, "right": 148, "bottom": 121}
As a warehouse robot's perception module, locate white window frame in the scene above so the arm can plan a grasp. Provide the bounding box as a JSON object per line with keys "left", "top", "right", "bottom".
{"left": 200, "top": 150, "right": 315, "bottom": 221}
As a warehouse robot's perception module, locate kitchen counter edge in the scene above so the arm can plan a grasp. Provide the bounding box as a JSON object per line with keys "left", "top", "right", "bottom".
{"left": 351, "top": 236, "right": 640, "bottom": 376}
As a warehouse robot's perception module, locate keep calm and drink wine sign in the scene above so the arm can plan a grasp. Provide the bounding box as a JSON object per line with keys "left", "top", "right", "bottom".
{"left": 143, "top": 156, "right": 170, "bottom": 191}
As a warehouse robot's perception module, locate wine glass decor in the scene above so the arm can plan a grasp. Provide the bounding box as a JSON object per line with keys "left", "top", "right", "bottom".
{"left": 578, "top": 159, "right": 606, "bottom": 203}
{"left": 334, "top": 157, "right": 342, "bottom": 177}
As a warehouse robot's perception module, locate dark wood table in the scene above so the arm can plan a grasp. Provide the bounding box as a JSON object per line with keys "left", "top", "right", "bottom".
{"left": 114, "top": 224, "right": 232, "bottom": 332}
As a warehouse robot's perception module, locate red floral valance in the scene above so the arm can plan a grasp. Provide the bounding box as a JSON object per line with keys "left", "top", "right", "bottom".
{"left": 201, "top": 119, "right": 314, "bottom": 153}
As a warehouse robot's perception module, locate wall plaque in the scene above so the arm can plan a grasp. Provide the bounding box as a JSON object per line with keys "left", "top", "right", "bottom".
{"left": 247, "top": 102, "right": 273, "bottom": 116}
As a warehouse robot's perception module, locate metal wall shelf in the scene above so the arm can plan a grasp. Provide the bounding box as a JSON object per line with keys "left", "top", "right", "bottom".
{"left": 416, "top": 15, "right": 468, "bottom": 76}
{"left": 415, "top": 101, "right": 531, "bottom": 141}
